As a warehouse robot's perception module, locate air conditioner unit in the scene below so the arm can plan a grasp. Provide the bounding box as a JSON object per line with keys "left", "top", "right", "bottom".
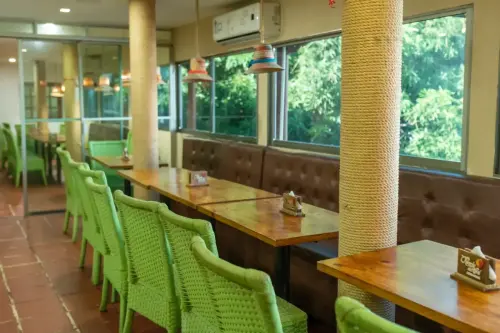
{"left": 213, "top": 2, "right": 281, "bottom": 45}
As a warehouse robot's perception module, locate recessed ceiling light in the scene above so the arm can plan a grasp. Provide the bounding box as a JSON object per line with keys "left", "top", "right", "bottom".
{"left": 22, "top": 49, "right": 27, "bottom": 53}
{"left": 8, "top": 58, "right": 16, "bottom": 63}
{"left": 60, "top": 8, "right": 71, "bottom": 13}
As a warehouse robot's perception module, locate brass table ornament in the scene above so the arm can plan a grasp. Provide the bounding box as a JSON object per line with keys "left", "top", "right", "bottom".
{"left": 280, "top": 191, "right": 305, "bottom": 217}
{"left": 451, "top": 246, "right": 500, "bottom": 292}
{"left": 187, "top": 170, "right": 209, "bottom": 187}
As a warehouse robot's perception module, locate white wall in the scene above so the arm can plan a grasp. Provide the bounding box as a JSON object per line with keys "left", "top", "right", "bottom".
{"left": 0, "top": 62, "right": 21, "bottom": 128}
{"left": 171, "top": 0, "right": 500, "bottom": 178}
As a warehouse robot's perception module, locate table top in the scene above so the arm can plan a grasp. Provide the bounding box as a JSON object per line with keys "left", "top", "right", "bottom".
{"left": 317, "top": 240, "right": 500, "bottom": 333}
{"left": 29, "top": 131, "right": 66, "bottom": 144}
{"left": 149, "top": 174, "right": 280, "bottom": 209}
{"left": 198, "top": 197, "right": 339, "bottom": 247}
{"left": 117, "top": 168, "right": 191, "bottom": 189}
{"left": 91, "top": 155, "right": 169, "bottom": 170}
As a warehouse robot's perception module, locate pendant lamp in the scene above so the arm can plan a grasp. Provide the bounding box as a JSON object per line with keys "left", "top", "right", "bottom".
{"left": 50, "top": 84, "right": 65, "bottom": 98}
{"left": 246, "top": 0, "right": 282, "bottom": 74}
{"left": 121, "top": 70, "right": 131, "bottom": 87}
{"left": 184, "top": 0, "right": 212, "bottom": 83}
{"left": 96, "top": 73, "right": 112, "bottom": 92}
{"left": 82, "top": 77, "right": 95, "bottom": 88}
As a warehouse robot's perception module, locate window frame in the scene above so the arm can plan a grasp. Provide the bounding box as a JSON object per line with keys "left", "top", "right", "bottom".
{"left": 175, "top": 48, "right": 258, "bottom": 143}
{"left": 270, "top": 6, "right": 473, "bottom": 173}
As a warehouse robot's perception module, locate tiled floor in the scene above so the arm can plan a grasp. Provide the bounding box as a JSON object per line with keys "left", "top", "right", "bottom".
{"left": 0, "top": 169, "right": 66, "bottom": 217}
{"left": 0, "top": 214, "right": 166, "bottom": 333}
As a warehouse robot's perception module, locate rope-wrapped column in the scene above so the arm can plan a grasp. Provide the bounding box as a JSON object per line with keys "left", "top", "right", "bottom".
{"left": 338, "top": 0, "right": 403, "bottom": 319}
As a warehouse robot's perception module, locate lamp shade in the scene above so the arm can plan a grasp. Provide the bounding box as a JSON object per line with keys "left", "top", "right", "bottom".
{"left": 122, "top": 70, "right": 131, "bottom": 87}
{"left": 183, "top": 57, "right": 212, "bottom": 83}
{"left": 82, "top": 77, "right": 95, "bottom": 88}
{"left": 246, "top": 44, "right": 282, "bottom": 74}
{"left": 157, "top": 67, "right": 166, "bottom": 85}
{"left": 50, "top": 85, "right": 64, "bottom": 98}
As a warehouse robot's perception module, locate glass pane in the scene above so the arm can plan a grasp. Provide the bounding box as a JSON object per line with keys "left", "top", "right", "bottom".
{"left": 214, "top": 52, "right": 257, "bottom": 137}
{"left": 158, "top": 65, "right": 169, "bottom": 118}
{"left": 400, "top": 14, "right": 466, "bottom": 162}
{"left": 81, "top": 44, "right": 122, "bottom": 118}
{"left": 22, "top": 41, "right": 78, "bottom": 121}
{"left": 179, "top": 62, "right": 211, "bottom": 131}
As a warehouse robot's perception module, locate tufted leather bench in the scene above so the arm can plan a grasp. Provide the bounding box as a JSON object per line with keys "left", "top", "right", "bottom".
{"left": 219, "top": 142, "right": 265, "bottom": 188}
{"left": 182, "top": 138, "right": 225, "bottom": 177}
{"left": 88, "top": 122, "right": 128, "bottom": 142}
{"left": 398, "top": 168, "right": 500, "bottom": 258}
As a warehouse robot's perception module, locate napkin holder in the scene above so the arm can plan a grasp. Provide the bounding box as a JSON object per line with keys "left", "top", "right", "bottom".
{"left": 121, "top": 147, "right": 130, "bottom": 162}
{"left": 450, "top": 248, "right": 500, "bottom": 292}
{"left": 280, "top": 192, "right": 305, "bottom": 217}
{"left": 187, "top": 171, "right": 209, "bottom": 187}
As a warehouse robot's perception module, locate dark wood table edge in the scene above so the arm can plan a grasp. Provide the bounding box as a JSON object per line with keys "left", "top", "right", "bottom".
{"left": 317, "top": 257, "right": 485, "bottom": 333}
{"left": 91, "top": 155, "right": 169, "bottom": 170}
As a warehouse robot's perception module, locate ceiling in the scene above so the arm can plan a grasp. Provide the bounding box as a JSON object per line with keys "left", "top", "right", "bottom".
{"left": 0, "top": 0, "right": 245, "bottom": 29}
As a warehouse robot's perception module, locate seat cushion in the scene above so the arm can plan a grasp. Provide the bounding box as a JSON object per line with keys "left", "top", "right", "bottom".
{"left": 277, "top": 296, "right": 308, "bottom": 333}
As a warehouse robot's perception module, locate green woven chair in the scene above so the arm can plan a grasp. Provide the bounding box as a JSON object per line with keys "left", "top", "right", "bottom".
{"left": 3, "top": 128, "right": 47, "bottom": 187}
{"left": 14, "top": 124, "right": 36, "bottom": 153}
{"left": 2, "top": 123, "right": 11, "bottom": 129}
{"left": 88, "top": 140, "right": 126, "bottom": 191}
{"left": 114, "top": 191, "right": 180, "bottom": 333}
{"left": 126, "top": 131, "right": 132, "bottom": 154}
{"left": 191, "top": 236, "right": 308, "bottom": 333}
{"left": 158, "top": 206, "right": 219, "bottom": 332}
{"left": 0, "top": 127, "right": 7, "bottom": 170}
{"left": 57, "top": 148, "right": 82, "bottom": 240}
{"left": 73, "top": 164, "right": 107, "bottom": 285}
{"left": 335, "top": 297, "right": 416, "bottom": 333}
{"left": 85, "top": 176, "right": 128, "bottom": 331}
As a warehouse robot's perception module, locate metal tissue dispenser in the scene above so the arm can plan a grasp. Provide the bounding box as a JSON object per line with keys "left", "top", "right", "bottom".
{"left": 450, "top": 246, "right": 500, "bottom": 292}
{"left": 187, "top": 170, "right": 208, "bottom": 187}
{"left": 280, "top": 191, "right": 305, "bottom": 217}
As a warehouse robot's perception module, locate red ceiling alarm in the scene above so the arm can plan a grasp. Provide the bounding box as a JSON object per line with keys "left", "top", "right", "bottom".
{"left": 329, "top": 0, "right": 336, "bottom": 7}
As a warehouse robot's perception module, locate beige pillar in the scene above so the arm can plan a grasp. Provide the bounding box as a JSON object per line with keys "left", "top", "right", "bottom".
{"left": 129, "top": 0, "right": 159, "bottom": 199}
{"left": 62, "top": 44, "right": 82, "bottom": 161}
{"left": 33, "top": 61, "right": 49, "bottom": 134}
{"left": 338, "top": 0, "right": 403, "bottom": 319}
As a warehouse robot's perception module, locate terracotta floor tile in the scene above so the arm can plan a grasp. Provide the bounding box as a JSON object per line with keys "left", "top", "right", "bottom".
{"left": 0, "top": 320, "right": 19, "bottom": 333}
{"left": 16, "top": 296, "right": 73, "bottom": 333}
{"left": 3, "top": 262, "right": 44, "bottom": 280}
{"left": 0, "top": 248, "right": 37, "bottom": 267}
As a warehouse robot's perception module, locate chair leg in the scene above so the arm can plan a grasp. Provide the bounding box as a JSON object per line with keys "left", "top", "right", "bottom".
{"left": 63, "top": 210, "right": 70, "bottom": 234}
{"left": 79, "top": 238, "right": 87, "bottom": 269}
{"left": 123, "top": 308, "right": 135, "bottom": 333}
{"left": 40, "top": 169, "right": 47, "bottom": 186}
{"left": 100, "top": 277, "right": 109, "bottom": 312}
{"left": 91, "top": 251, "right": 101, "bottom": 286}
{"left": 71, "top": 215, "right": 79, "bottom": 242}
{"left": 111, "top": 287, "right": 118, "bottom": 303}
{"left": 15, "top": 170, "right": 21, "bottom": 188}
{"left": 119, "top": 291, "right": 127, "bottom": 333}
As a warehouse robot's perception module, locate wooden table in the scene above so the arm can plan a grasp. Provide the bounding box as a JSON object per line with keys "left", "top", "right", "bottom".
{"left": 29, "top": 132, "right": 66, "bottom": 183}
{"left": 118, "top": 168, "right": 190, "bottom": 195}
{"left": 200, "top": 198, "right": 340, "bottom": 299}
{"left": 92, "top": 156, "right": 168, "bottom": 195}
{"left": 151, "top": 178, "right": 280, "bottom": 209}
{"left": 317, "top": 240, "right": 500, "bottom": 333}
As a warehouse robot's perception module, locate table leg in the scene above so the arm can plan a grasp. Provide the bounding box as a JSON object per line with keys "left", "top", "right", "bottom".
{"left": 56, "top": 144, "right": 61, "bottom": 184}
{"left": 47, "top": 144, "right": 53, "bottom": 180}
{"left": 274, "top": 246, "right": 291, "bottom": 300}
{"left": 124, "top": 179, "right": 132, "bottom": 196}
{"left": 34, "top": 141, "right": 39, "bottom": 155}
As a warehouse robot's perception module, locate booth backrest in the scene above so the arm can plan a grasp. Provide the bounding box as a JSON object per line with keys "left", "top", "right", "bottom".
{"left": 261, "top": 148, "right": 340, "bottom": 212}
{"left": 88, "top": 123, "right": 129, "bottom": 142}
{"left": 182, "top": 138, "right": 265, "bottom": 188}
{"left": 219, "top": 142, "right": 265, "bottom": 188}
{"left": 398, "top": 169, "right": 500, "bottom": 258}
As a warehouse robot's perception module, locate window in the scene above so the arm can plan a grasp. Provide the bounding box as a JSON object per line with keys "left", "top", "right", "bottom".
{"left": 214, "top": 52, "right": 257, "bottom": 136}
{"left": 178, "top": 62, "right": 211, "bottom": 131}
{"left": 273, "top": 12, "right": 468, "bottom": 166}
{"left": 275, "top": 36, "right": 342, "bottom": 146}
{"left": 158, "top": 65, "right": 170, "bottom": 130}
{"left": 177, "top": 50, "right": 257, "bottom": 137}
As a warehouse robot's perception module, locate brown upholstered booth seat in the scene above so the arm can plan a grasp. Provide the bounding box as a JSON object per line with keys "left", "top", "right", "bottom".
{"left": 398, "top": 168, "right": 500, "bottom": 258}
{"left": 182, "top": 137, "right": 224, "bottom": 177}
{"left": 88, "top": 122, "right": 128, "bottom": 142}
